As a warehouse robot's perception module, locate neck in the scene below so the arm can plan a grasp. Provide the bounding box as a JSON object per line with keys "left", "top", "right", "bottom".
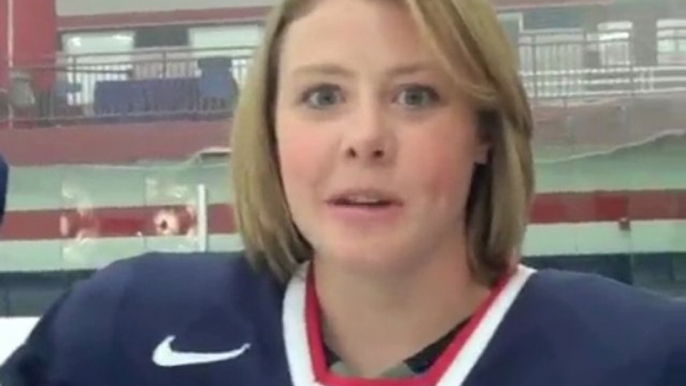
{"left": 313, "top": 238, "right": 490, "bottom": 378}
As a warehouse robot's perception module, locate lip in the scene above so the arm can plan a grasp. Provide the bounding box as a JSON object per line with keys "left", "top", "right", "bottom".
{"left": 324, "top": 188, "right": 404, "bottom": 225}
{"left": 325, "top": 188, "right": 404, "bottom": 205}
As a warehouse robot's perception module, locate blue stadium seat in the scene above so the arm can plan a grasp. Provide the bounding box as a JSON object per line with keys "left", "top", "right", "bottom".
{"left": 93, "top": 78, "right": 200, "bottom": 123}
{"left": 93, "top": 80, "right": 148, "bottom": 120}
{"left": 146, "top": 78, "right": 199, "bottom": 117}
{"left": 198, "top": 56, "right": 237, "bottom": 99}
{"left": 198, "top": 56, "right": 239, "bottom": 116}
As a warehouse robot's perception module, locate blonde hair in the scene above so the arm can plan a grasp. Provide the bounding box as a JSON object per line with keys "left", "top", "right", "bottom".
{"left": 231, "top": 0, "right": 535, "bottom": 285}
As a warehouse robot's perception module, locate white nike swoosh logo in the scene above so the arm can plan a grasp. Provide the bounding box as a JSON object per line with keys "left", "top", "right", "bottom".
{"left": 152, "top": 335, "right": 251, "bottom": 367}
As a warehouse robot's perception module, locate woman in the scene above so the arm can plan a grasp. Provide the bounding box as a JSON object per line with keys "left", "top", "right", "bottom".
{"left": 1, "top": 0, "right": 684, "bottom": 385}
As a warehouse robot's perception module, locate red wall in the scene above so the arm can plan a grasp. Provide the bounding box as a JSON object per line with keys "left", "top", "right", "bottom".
{"left": 54, "top": 0, "right": 615, "bottom": 31}
{"left": 11, "top": 0, "right": 57, "bottom": 91}
{"left": 0, "top": 0, "right": 8, "bottom": 90}
{"left": 0, "top": 119, "right": 228, "bottom": 166}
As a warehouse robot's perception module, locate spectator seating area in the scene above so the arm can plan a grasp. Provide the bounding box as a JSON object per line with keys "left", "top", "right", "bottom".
{"left": 7, "top": 56, "right": 240, "bottom": 127}
{"left": 92, "top": 57, "right": 239, "bottom": 123}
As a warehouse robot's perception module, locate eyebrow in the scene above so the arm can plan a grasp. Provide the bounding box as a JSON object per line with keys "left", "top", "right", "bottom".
{"left": 290, "top": 61, "right": 438, "bottom": 78}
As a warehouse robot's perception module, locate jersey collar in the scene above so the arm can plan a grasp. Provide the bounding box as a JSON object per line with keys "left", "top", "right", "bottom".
{"left": 283, "top": 263, "right": 535, "bottom": 386}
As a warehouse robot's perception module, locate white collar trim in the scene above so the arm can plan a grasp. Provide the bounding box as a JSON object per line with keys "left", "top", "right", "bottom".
{"left": 282, "top": 264, "right": 536, "bottom": 386}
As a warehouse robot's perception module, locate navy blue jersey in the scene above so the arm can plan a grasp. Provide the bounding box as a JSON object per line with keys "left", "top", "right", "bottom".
{"left": 1, "top": 252, "right": 685, "bottom": 386}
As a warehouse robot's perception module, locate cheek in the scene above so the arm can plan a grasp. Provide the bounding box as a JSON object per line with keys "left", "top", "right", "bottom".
{"left": 403, "top": 125, "right": 478, "bottom": 204}
{"left": 276, "top": 118, "right": 332, "bottom": 199}
{"left": 414, "top": 149, "right": 473, "bottom": 199}
{"left": 280, "top": 140, "right": 316, "bottom": 184}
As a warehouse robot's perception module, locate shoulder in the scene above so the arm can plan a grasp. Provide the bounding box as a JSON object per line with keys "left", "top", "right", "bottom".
{"left": 0, "top": 251, "right": 286, "bottom": 386}
{"left": 525, "top": 267, "right": 685, "bottom": 324}
{"left": 83, "top": 250, "right": 274, "bottom": 291}
{"left": 95, "top": 250, "right": 280, "bottom": 300}
{"left": 57, "top": 251, "right": 282, "bottom": 321}
{"left": 59, "top": 251, "right": 286, "bottom": 342}
{"left": 520, "top": 267, "right": 686, "bottom": 384}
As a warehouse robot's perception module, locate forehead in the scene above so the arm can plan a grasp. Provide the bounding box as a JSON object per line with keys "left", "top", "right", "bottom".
{"left": 278, "top": 0, "right": 438, "bottom": 73}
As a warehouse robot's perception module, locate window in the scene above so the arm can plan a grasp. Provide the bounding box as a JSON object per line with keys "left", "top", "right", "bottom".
{"left": 519, "top": 30, "right": 586, "bottom": 98}
{"left": 657, "top": 19, "right": 686, "bottom": 65}
{"left": 63, "top": 31, "right": 135, "bottom": 55}
{"left": 189, "top": 24, "right": 264, "bottom": 82}
{"left": 189, "top": 24, "right": 263, "bottom": 57}
{"left": 498, "top": 12, "right": 523, "bottom": 51}
{"left": 135, "top": 26, "right": 189, "bottom": 48}
{"left": 596, "top": 21, "right": 633, "bottom": 66}
{"left": 61, "top": 31, "right": 135, "bottom": 104}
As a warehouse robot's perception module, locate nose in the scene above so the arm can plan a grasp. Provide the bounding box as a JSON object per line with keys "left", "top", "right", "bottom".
{"left": 341, "top": 102, "right": 395, "bottom": 164}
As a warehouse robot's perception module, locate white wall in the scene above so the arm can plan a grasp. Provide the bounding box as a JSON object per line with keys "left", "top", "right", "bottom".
{"left": 0, "top": 318, "right": 39, "bottom": 366}
{"left": 57, "top": 0, "right": 279, "bottom": 16}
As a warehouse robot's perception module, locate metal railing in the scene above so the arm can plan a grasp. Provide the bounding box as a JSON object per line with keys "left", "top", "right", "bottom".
{"left": 522, "top": 65, "right": 686, "bottom": 101}
{"left": 3, "top": 31, "right": 686, "bottom": 127}
{"left": 518, "top": 28, "right": 686, "bottom": 103}
{"left": 2, "top": 47, "right": 252, "bottom": 127}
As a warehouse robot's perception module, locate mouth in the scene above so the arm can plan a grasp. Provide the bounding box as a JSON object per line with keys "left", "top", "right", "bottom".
{"left": 326, "top": 189, "right": 403, "bottom": 209}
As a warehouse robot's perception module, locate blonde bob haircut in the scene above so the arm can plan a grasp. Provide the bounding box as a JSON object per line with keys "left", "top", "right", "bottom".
{"left": 231, "top": 0, "right": 535, "bottom": 285}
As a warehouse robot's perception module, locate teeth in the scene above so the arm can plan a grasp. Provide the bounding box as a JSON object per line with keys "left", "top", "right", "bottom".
{"left": 344, "top": 195, "right": 386, "bottom": 204}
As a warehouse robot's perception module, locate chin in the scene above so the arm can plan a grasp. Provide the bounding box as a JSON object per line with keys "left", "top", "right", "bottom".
{"left": 314, "top": 237, "right": 418, "bottom": 276}
{"left": 302, "top": 217, "right": 436, "bottom": 275}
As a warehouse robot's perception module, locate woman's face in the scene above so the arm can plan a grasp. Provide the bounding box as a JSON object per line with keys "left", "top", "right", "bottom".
{"left": 275, "top": 0, "right": 489, "bottom": 273}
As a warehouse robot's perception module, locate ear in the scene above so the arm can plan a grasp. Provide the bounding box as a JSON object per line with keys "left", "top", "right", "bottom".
{"left": 474, "top": 110, "right": 496, "bottom": 165}
{"left": 474, "top": 139, "right": 490, "bottom": 165}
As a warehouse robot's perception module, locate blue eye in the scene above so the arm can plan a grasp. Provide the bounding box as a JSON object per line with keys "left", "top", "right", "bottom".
{"left": 302, "top": 84, "right": 344, "bottom": 109}
{"left": 396, "top": 85, "right": 440, "bottom": 108}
